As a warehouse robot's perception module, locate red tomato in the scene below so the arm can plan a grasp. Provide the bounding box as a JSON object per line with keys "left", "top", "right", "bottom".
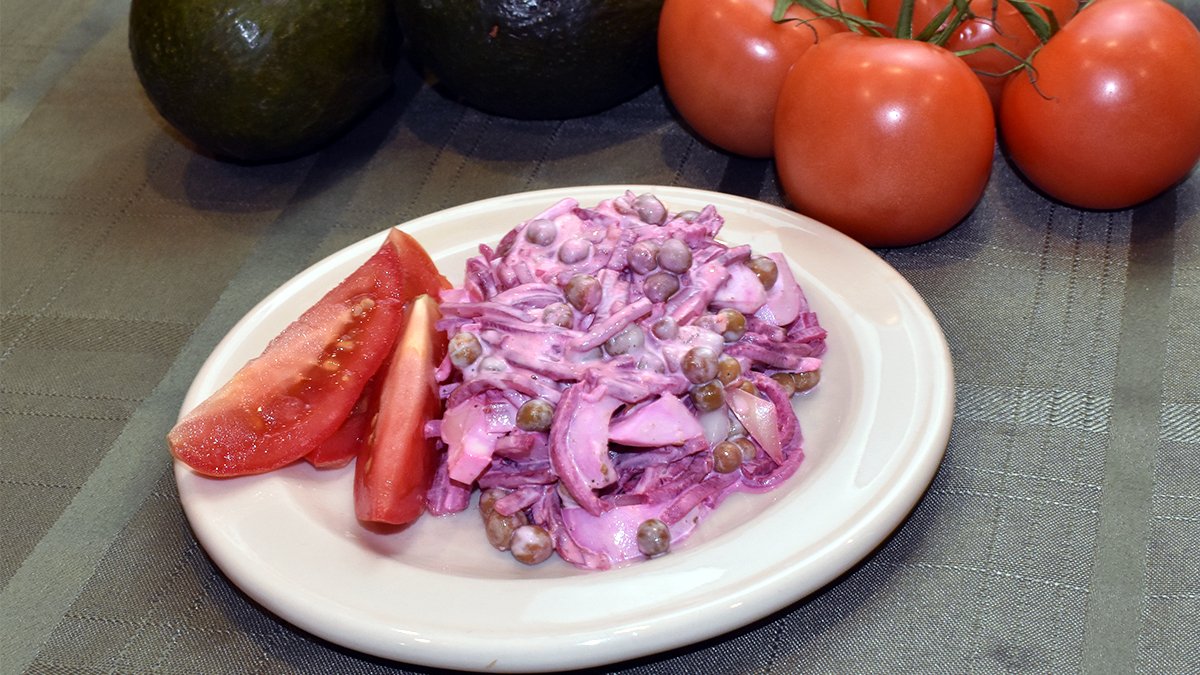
{"left": 169, "top": 236, "right": 411, "bottom": 477}
{"left": 948, "top": 0, "right": 1080, "bottom": 109}
{"left": 999, "top": 0, "right": 1200, "bottom": 209}
{"left": 658, "top": 0, "right": 865, "bottom": 158}
{"left": 774, "top": 33, "right": 995, "bottom": 247}
{"left": 355, "top": 294, "right": 448, "bottom": 526}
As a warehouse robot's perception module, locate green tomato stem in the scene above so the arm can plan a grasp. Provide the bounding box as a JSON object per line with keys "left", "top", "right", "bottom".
{"left": 772, "top": 0, "right": 793, "bottom": 22}
{"left": 1007, "top": 0, "right": 1056, "bottom": 41}
{"left": 896, "top": 0, "right": 916, "bottom": 38}
{"left": 927, "top": 0, "right": 973, "bottom": 46}
{"left": 952, "top": 41, "right": 1035, "bottom": 75}
{"left": 774, "top": 0, "right": 889, "bottom": 37}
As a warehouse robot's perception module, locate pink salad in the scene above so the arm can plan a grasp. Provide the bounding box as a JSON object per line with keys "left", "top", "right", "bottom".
{"left": 424, "top": 192, "right": 827, "bottom": 569}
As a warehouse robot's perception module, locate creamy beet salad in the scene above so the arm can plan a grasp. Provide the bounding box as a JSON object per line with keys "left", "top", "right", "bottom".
{"left": 424, "top": 192, "right": 828, "bottom": 569}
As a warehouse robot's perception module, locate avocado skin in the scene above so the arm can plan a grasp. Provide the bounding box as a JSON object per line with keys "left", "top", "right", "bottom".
{"left": 396, "top": 0, "right": 664, "bottom": 120}
{"left": 130, "top": 0, "right": 399, "bottom": 163}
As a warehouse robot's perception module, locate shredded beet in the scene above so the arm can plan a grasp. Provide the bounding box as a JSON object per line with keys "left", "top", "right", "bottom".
{"left": 428, "top": 192, "right": 826, "bottom": 569}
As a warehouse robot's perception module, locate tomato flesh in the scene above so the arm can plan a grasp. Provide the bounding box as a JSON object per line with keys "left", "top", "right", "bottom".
{"left": 355, "top": 294, "right": 448, "bottom": 526}
{"left": 304, "top": 376, "right": 380, "bottom": 469}
{"left": 169, "top": 236, "right": 412, "bottom": 477}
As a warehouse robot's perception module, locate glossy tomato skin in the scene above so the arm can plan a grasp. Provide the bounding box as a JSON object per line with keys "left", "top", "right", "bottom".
{"left": 949, "top": 0, "right": 1080, "bottom": 110}
{"left": 355, "top": 295, "right": 448, "bottom": 526}
{"left": 658, "top": 0, "right": 865, "bottom": 158}
{"left": 387, "top": 228, "right": 452, "bottom": 301}
{"left": 169, "top": 237, "right": 411, "bottom": 477}
{"left": 774, "top": 33, "right": 995, "bottom": 247}
{"left": 1000, "top": 0, "right": 1200, "bottom": 209}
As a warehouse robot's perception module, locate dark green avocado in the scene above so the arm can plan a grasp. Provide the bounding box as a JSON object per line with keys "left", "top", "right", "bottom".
{"left": 395, "top": 0, "right": 664, "bottom": 120}
{"left": 129, "top": 0, "right": 399, "bottom": 163}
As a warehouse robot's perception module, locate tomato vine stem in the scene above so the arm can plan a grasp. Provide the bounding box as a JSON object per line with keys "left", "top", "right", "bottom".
{"left": 952, "top": 41, "right": 1033, "bottom": 74}
{"left": 1007, "top": 0, "right": 1058, "bottom": 41}
{"left": 773, "top": 0, "right": 1065, "bottom": 46}
{"left": 773, "top": 0, "right": 889, "bottom": 37}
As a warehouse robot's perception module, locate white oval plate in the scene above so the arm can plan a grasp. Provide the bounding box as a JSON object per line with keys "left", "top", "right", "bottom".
{"left": 175, "top": 185, "right": 954, "bottom": 673}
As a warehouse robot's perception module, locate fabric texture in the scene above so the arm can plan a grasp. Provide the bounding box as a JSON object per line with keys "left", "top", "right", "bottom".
{"left": 2, "top": 0, "right": 1197, "bottom": 672}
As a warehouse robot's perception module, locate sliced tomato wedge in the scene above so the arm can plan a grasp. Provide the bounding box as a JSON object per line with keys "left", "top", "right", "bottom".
{"left": 309, "top": 231, "right": 451, "bottom": 472}
{"left": 168, "top": 228, "right": 447, "bottom": 477}
{"left": 387, "top": 228, "right": 451, "bottom": 300}
{"left": 355, "top": 294, "right": 448, "bottom": 526}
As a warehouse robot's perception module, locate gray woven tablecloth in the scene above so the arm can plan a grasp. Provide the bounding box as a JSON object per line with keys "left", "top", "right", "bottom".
{"left": 2, "top": 1, "right": 1198, "bottom": 672}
